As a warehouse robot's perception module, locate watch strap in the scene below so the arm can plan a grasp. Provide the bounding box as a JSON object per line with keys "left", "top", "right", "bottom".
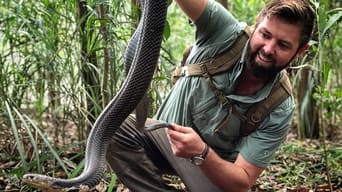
{"left": 201, "top": 143, "right": 209, "bottom": 159}
{"left": 190, "top": 143, "right": 209, "bottom": 165}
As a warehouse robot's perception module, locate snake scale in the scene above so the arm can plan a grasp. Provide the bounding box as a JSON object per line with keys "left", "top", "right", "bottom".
{"left": 22, "top": 0, "right": 168, "bottom": 191}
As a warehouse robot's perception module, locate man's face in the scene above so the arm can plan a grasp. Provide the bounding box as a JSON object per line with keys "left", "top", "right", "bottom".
{"left": 246, "top": 15, "right": 303, "bottom": 78}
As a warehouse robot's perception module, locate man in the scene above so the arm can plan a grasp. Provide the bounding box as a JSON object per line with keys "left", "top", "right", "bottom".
{"left": 106, "top": 0, "right": 315, "bottom": 191}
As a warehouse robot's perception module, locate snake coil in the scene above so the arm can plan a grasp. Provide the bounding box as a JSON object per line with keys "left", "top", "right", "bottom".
{"left": 23, "top": 0, "right": 168, "bottom": 190}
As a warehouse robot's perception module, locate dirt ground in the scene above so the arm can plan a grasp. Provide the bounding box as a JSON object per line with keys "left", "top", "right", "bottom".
{"left": 0, "top": 118, "right": 341, "bottom": 192}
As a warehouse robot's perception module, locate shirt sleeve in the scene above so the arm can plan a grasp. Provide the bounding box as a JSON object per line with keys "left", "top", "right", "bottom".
{"left": 186, "top": 0, "right": 246, "bottom": 64}
{"left": 239, "top": 95, "right": 296, "bottom": 168}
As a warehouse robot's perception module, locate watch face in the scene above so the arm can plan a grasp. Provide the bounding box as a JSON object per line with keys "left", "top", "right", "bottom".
{"left": 192, "top": 156, "right": 204, "bottom": 166}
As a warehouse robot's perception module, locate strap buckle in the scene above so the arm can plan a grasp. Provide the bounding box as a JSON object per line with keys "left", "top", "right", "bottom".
{"left": 180, "top": 66, "right": 189, "bottom": 76}
{"left": 200, "top": 64, "right": 209, "bottom": 78}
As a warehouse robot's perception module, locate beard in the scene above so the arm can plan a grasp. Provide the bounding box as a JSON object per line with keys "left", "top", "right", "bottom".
{"left": 245, "top": 45, "right": 286, "bottom": 79}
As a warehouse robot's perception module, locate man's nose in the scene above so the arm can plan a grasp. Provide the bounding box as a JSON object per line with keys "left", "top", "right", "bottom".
{"left": 263, "top": 40, "right": 276, "bottom": 56}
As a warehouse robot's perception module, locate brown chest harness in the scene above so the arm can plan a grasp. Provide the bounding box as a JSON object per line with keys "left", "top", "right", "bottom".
{"left": 171, "top": 27, "right": 292, "bottom": 136}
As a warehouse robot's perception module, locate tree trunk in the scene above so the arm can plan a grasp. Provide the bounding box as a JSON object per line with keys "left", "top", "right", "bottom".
{"left": 77, "top": 0, "right": 101, "bottom": 134}
{"left": 296, "top": 67, "right": 320, "bottom": 139}
{"left": 98, "top": 3, "right": 110, "bottom": 108}
{"left": 45, "top": 1, "right": 62, "bottom": 145}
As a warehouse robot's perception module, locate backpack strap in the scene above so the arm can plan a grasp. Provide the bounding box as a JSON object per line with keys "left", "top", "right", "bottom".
{"left": 171, "top": 46, "right": 192, "bottom": 83}
{"left": 172, "top": 29, "right": 249, "bottom": 83}
{"left": 240, "top": 71, "right": 292, "bottom": 136}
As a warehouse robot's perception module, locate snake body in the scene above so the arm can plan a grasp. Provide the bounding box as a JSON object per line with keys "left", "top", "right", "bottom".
{"left": 23, "top": 0, "right": 168, "bottom": 190}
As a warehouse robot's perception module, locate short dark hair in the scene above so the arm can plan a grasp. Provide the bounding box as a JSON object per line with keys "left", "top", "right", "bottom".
{"left": 258, "top": 0, "right": 316, "bottom": 47}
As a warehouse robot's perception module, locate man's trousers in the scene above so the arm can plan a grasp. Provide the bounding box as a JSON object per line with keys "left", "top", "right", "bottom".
{"left": 106, "top": 115, "right": 222, "bottom": 192}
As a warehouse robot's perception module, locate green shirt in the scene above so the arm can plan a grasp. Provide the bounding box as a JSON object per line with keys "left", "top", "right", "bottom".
{"left": 155, "top": 0, "right": 295, "bottom": 168}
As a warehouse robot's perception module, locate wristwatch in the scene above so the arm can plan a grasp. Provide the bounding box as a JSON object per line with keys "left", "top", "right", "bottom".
{"left": 190, "top": 144, "right": 209, "bottom": 166}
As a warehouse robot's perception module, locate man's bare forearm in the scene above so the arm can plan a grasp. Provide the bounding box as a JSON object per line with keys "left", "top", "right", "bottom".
{"left": 199, "top": 149, "right": 252, "bottom": 192}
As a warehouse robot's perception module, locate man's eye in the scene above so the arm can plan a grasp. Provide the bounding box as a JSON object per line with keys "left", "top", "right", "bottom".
{"left": 279, "top": 42, "right": 290, "bottom": 49}
{"left": 261, "top": 32, "right": 270, "bottom": 39}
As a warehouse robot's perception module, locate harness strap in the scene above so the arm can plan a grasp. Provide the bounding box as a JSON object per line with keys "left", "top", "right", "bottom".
{"left": 240, "top": 71, "right": 292, "bottom": 136}
{"left": 200, "top": 63, "right": 248, "bottom": 123}
{"left": 172, "top": 32, "right": 249, "bottom": 82}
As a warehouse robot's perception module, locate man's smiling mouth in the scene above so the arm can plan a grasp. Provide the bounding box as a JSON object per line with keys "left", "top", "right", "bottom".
{"left": 256, "top": 51, "right": 273, "bottom": 65}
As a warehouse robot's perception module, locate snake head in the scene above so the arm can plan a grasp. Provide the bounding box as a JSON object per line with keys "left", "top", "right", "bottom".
{"left": 22, "top": 174, "right": 64, "bottom": 192}
{"left": 23, "top": 174, "right": 91, "bottom": 192}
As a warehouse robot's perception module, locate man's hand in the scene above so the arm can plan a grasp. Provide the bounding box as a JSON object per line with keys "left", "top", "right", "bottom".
{"left": 166, "top": 124, "right": 206, "bottom": 159}
{"left": 166, "top": 124, "right": 264, "bottom": 192}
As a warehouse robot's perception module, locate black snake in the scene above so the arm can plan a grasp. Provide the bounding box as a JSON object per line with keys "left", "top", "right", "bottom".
{"left": 22, "top": 0, "right": 168, "bottom": 190}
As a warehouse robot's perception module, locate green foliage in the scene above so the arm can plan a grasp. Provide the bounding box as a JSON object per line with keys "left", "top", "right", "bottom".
{"left": 313, "top": 0, "right": 342, "bottom": 128}
{"left": 0, "top": 0, "right": 190, "bottom": 190}
{"left": 294, "top": 2, "right": 342, "bottom": 189}
{"left": 228, "top": 0, "right": 265, "bottom": 24}
{"left": 314, "top": 87, "right": 342, "bottom": 119}
{"left": 295, "top": 0, "right": 342, "bottom": 139}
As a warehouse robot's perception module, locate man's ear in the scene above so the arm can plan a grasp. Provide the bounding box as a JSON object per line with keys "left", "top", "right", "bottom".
{"left": 297, "top": 43, "right": 310, "bottom": 57}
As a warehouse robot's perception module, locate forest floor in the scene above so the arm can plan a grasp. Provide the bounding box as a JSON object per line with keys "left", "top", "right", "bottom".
{"left": 149, "top": 135, "right": 342, "bottom": 192}
{"left": 0, "top": 123, "right": 341, "bottom": 192}
{"left": 253, "top": 137, "right": 341, "bottom": 192}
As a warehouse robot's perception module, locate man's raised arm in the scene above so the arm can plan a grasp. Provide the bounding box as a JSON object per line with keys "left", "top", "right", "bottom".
{"left": 175, "top": 0, "right": 208, "bottom": 22}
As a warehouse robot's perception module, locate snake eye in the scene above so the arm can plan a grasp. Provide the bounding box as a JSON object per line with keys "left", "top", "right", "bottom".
{"left": 23, "top": 174, "right": 33, "bottom": 180}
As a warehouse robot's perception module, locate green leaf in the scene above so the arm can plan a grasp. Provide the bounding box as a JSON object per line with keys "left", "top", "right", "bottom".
{"left": 323, "top": 62, "right": 330, "bottom": 85}
{"left": 163, "top": 20, "right": 171, "bottom": 41}
{"left": 69, "top": 159, "right": 85, "bottom": 178}
{"left": 13, "top": 107, "right": 42, "bottom": 173}
{"left": 5, "top": 101, "right": 28, "bottom": 172}
{"left": 317, "top": 4, "right": 327, "bottom": 41}
{"left": 322, "top": 10, "right": 342, "bottom": 39}
{"left": 107, "top": 174, "right": 117, "bottom": 192}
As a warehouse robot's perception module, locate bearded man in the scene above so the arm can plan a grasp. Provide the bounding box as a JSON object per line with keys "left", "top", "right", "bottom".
{"left": 106, "top": 0, "right": 316, "bottom": 191}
